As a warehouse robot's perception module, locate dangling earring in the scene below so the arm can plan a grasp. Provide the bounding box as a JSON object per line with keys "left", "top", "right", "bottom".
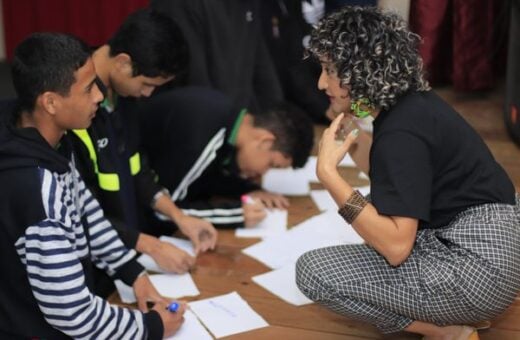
{"left": 351, "top": 98, "right": 374, "bottom": 119}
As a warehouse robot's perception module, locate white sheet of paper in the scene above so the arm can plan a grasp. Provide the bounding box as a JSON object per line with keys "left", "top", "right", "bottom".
{"left": 339, "top": 153, "right": 356, "bottom": 167}
{"left": 235, "top": 209, "right": 287, "bottom": 238}
{"left": 188, "top": 292, "right": 268, "bottom": 338}
{"left": 304, "top": 155, "right": 358, "bottom": 183}
{"left": 114, "top": 279, "right": 137, "bottom": 304}
{"left": 300, "top": 156, "right": 319, "bottom": 183}
{"left": 262, "top": 168, "right": 310, "bottom": 196}
{"left": 261, "top": 155, "right": 356, "bottom": 191}
{"left": 252, "top": 265, "right": 313, "bottom": 306}
{"left": 149, "top": 274, "right": 200, "bottom": 298}
{"left": 137, "top": 236, "right": 196, "bottom": 273}
{"left": 243, "top": 211, "right": 364, "bottom": 269}
{"left": 358, "top": 171, "right": 369, "bottom": 180}
{"left": 300, "top": 153, "right": 357, "bottom": 183}
{"left": 115, "top": 273, "right": 200, "bottom": 303}
{"left": 165, "top": 309, "right": 213, "bottom": 340}
{"left": 159, "top": 236, "right": 196, "bottom": 255}
{"left": 310, "top": 190, "right": 337, "bottom": 211}
{"left": 356, "top": 185, "right": 371, "bottom": 197}
{"left": 311, "top": 186, "right": 370, "bottom": 212}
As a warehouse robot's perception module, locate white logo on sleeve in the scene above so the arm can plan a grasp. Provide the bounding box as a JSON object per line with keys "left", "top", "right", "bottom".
{"left": 97, "top": 138, "right": 109, "bottom": 149}
{"left": 246, "top": 10, "right": 253, "bottom": 22}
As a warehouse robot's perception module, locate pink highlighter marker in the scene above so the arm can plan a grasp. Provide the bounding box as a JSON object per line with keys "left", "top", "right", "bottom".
{"left": 241, "top": 194, "right": 255, "bottom": 205}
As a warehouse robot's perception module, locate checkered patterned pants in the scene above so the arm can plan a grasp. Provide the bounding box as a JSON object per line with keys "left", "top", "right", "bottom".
{"left": 295, "top": 196, "right": 520, "bottom": 333}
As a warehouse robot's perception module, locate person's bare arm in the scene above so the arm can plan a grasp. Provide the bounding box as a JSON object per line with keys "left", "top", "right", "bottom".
{"left": 317, "top": 114, "right": 418, "bottom": 266}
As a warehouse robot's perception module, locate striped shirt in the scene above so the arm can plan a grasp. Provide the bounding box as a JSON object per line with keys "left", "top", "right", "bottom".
{"left": 14, "top": 162, "right": 148, "bottom": 339}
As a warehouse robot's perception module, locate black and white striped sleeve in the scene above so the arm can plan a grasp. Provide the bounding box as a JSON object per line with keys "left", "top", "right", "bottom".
{"left": 70, "top": 167, "right": 143, "bottom": 285}
{"left": 12, "top": 168, "right": 163, "bottom": 339}
{"left": 178, "top": 199, "right": 245, "bottom": 229}
{"left": 15, "top": 220, "right": 149, "bottom": 339}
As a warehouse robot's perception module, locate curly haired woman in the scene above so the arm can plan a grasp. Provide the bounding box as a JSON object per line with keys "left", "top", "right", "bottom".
{"left": 295, "top": 6, "right": 520, "bottom": 340}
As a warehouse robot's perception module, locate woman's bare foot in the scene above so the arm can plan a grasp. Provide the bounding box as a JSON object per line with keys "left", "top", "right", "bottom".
{"left": 470, "top": 320, "right": 491, "bottom": 330}
{"left": 422, "top": 325, "right": 478, "bottom": 340}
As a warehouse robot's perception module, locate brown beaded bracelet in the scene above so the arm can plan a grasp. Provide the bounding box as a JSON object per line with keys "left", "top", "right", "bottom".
{"left": 338, "top": 190, "right": 368, "bottom": 224}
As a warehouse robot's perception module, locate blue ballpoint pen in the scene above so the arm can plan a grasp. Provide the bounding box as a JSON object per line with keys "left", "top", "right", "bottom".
{"left": 166, "top": 302, "right": 180, "bottom": 312}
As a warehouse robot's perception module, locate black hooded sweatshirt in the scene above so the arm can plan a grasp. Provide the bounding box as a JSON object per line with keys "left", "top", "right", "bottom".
{"left": 0, "top": 101, "right": 162, "bottom": 339}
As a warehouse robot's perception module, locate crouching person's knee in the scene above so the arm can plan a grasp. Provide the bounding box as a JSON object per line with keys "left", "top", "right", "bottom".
{"left": 296, "top": 250, "right": 321, "bottom": 301}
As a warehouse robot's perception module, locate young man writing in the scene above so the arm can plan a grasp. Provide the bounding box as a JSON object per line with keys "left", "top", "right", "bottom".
{"left": 0, "top": 32, "right": 183, "bottom": 339}
{"left": 137, "top": 86, "right": 314, "bottom": 232}
{"left": 70, "top": 9, "right": 217, "bottom": 281}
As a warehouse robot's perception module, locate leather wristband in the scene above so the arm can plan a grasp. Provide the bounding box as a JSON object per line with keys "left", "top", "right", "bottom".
{"left": 338, "top": 190, "right": 368, "bottom": 224}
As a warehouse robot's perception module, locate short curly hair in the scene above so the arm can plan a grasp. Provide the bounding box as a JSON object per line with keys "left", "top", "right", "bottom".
{"left": 308, "top": 6, "right": 430, "bottom": 110}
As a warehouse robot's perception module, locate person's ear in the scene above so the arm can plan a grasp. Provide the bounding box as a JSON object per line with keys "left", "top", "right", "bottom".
{"left": 114, "top": 53, "right": 133, "bottom": 75}
{"left": 39, "top": 92, "right": 60, "bottom": 115}
{"left": 257, "top": 129, "right": 276, "bottom": 150}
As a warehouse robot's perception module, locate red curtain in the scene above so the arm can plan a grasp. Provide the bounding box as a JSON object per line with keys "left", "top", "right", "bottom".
{"left": 409, "top": 0, "right": 508, "bottom": 91}
{"left": 2, "top": 0, "right": 149, "bottom": 60}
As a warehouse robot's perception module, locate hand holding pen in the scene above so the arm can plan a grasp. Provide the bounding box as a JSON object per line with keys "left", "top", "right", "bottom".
{"left": 166, "top": 302, "right": 181, "bottom": 312}
{"left": 241, "top": 194, "right": 267, "bottom": 228}
{"left": 152, "top": 300, "right": 186, "bottom": 338}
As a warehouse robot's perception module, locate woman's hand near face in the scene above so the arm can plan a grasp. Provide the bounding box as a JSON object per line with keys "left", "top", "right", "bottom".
{"left": 317, "top": 113, "right": 359, "bottom": 182}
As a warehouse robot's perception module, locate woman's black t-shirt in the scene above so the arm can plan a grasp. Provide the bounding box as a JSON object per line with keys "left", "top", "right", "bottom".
{"left": 369, "top": 90, "right": 515, "bottom": 229}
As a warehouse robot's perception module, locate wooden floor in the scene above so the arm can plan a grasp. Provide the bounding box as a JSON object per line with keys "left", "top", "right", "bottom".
{"left": 110, "top": 86, "right": 520, "bottom": 339}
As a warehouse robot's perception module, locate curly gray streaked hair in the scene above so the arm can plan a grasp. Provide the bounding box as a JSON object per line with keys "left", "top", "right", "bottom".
{"left": 308, "top": 6, "right": 430, "bottom": 110}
